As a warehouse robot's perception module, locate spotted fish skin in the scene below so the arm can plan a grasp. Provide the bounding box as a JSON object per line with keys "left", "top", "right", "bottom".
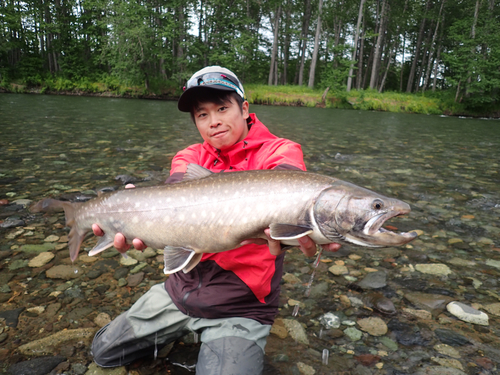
{"left": 32, "top": 164, "right": 417, "bottom": 273}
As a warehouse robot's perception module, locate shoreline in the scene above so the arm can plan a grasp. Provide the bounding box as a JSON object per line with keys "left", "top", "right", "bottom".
{"left": 1, "top": 86, "right": 499, "bottom": 119}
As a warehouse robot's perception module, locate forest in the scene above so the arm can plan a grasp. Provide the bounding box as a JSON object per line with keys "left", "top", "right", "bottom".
{"left": 1, "top": 0, "right": 499, "bottom": 114}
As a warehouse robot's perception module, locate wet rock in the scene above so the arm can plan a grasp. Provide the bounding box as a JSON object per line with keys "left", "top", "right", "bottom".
{"left": 17, "top": 328, "right": 95, "bottom": 355}
{"left": 127, "top": 272, "right": 144, "bottom": 287}
{"left": 414, "top": 366, "right": 467, "bottom": 375}
{"left": 113, "top": 267, "right": 130, "bottom": 280}
{"left": 485, "top": 259, "right": 500, "bottom": 270}
{"left": 283, "top": 319, "right": 309, "bottom": 345}
{"left": 357, "top": 317, "right": 388, "bottom": 336}
{"left": 396, "top": 277, "right": 427, "bottom": 291}
{"left": 415, "top": 264, "right": 452, "bottom": 276}
{"left": 363, "top": 292, "right": 397, "bottom": 315}
{"left": 319, "top": 312, "right": 341, "bottom": 329}
{"left": 85, "top": 362, "right": 127, "bottom": 375}
{"left": 270, "top": 319, "right": 288, "bottom": 339}
{"left": 308, "top": 282, "right": 328, "bottom": 298}
{"left": 434, "top": 344, "right": 461, "bottom": 359}
{"left": 94, "top": 312, "right": 111, "bottom": 328}
{"left": 379, "top": 336, "right": 398, "bottom": 351}
{"left": 446, "top": 301, "right": 489, "bottom": 326}
{"left": 434, "top": 329, "right": 471, "bottom": 347}
{"left": 344, "top": 327, "right": 363, "bottom": 341}
{"left": 387, "top": 318, "right": 430, "bottom": 346}
{"left": 46, "top": 265, "right": 81, "bottom": 279}
{"left": 8, "top": 356, "right": 66, "bottom": 375}
{"left": 431, "top": 357, "right": 463, "bottom": 370}
{"left": 0, "top": 218, "right": 25, "bottom": 228}
{"left": 296, "top": 362, "right": 315, "bottom": 375}
{"left": 28, "top": 252, "right": 55, "bottom": 267}
{"left": 78, "top": 254, "right": 98, "bottom": 263}
{"left": 44, "top": 234, "right": 59, "bottom": 242}
{"left": 20, "top": 243, "right": 56, "bottom": 253}
{"left": 328, "top": 264, "right": 348, "bottom": 275}
{"left": 402, "top": 308, "right": 432, "bottom": 320}
{"left": 483, "top": 303, "right": 500, "bottom": 316}
{"left": 120, "top": 256, "right": 138, "bottom": 266}
{"left": 355, "top": 353, "right": 380, "bottom": 367}
{"left": 448, "top": 258, "right": 476, "bottom": 267}
{"left": 8, "top": 259, "right": 29, "bottom": 270}
{"left": 283, "top": 273, "right": 301, "bottom": 285}
{"left": 0, "top": 308, "right": 24, "bottom": 327}
{"left": 404, "top": 292, "right": 454, "bottom": 314}
{"left": 86, "top": 269, "right": 103, "bottom": 279}
{"left": 357, "top": 271, "right": 387, "bottom": 289}
{"left": 27, "top": 306, "right": 45, "bottom": 315}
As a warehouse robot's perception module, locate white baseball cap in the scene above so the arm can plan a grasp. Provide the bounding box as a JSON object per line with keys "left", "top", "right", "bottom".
{"left": 178, "top": 66, "right": 245, "bottom": 112}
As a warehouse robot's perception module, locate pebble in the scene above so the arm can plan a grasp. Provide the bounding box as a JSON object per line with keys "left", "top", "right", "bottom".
{"left": 357, "top": 271, "right": 387, "bottom": 289}
{"left": 84, "top": 362, "right": 127, "bottom": 375}
{"left": 434, "top": 329, "right": 470, "bottom": 347}
{"left": 431, "top": 357, "right": 463, "bottom": 370}
{"left": 18, "top": 328, "right": 96, "bottom": 355}
{"left": 44, "top": 235, "right": 60, "bottom": 242}
{"left": 120, "top": 256, "right": 138, "bottom": 266}
{"left": 318, "top": 312, "right": 340, "bottom": 329}
{"left": 485, "top": 259, "right": 500, "bottom": 270}
{"left": 78, "top": 254, "right": 99, "bottom": 263}
{"left": 483, "top": 302, "right": 500, "bottom": 316}
{"left": 283, "top": 319, "right": 309, "bottom": 345}
{"left": 446, "top": 301, "right": 489, "bottom": 326}
{"left": 296, "top": 362, "right": 315, "bottom": 375}
{"left": 283, "top": 273, "right": 301, "bottom": 284}
{"left": 46, "top": 265, "right": 82, "bottom": 279}
{"left": 26, "top": 306, "right": 45, "bottom": 315}
{"left": 433, "top": 344, "right": 461, "bottom": 359}
{"left": 94, "top": 312, "right": 111, "bottom": 328}
{"left": 343, "top": 327, "right": 363, "bottom": 341}
{"left": 447, "top": 258, "right": 476, "bottom": 267}
{"left": 357, "top": 317, "right": 388, "bottom": 336}
{"left": 404, "top": 292, "right": 454, "bottom": 313}
{"left": 328, "top": 264, "right": 348, "bottom": 275}
{"left": 402, "top": 307, "right": 432, "bottom": 320}
{"left": 415, "top": 366, "right": 467, "bottom": 375}
{"left": 8, "top": 356, "right": 66, "bottom": 375}
{"left": 127, "top": 272, "right": 144, "bottom": 287}
{"left": 415, "top": 264, "right": 452, "bottom": 276}
{"left": 28, "top": 252, "right": 55, "bottom": 267}
{"left": 270, "top": 319, "right": 288, "bottom": 339}
{"left": 20, "top": 243, "right": 56, "bottom": 253}
{"left": 379, "top": 337, "right": 398, "bottom": 351}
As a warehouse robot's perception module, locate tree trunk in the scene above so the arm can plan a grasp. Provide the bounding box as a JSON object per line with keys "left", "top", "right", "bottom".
{"left": 298, "top": 0, "right": 312, "bottom": 85}
{"left": 422, "top": 0, "right": 445, "bottom": 92}
{"left": 406, "top": 0, "right": 430, "bottom": 92}
{"left": 308, "top": 0, "right": 323, "bottom": 88}
{"left": 465, "top": 0, "right": 480, "bottom": 96}
{"left": 356, "top": 16, "right": 366, "bottom": 90}
{"left": 282, "top": 5, "right": 292, "bottom": 84}
{"left": 347, "top": 0, "right": 366, "bottom": 91}
{"left": 268, "top": 5, "right": 281, "bottom": 86}
{"left": 370, "top": 0, "right": 387, "bottom": 90}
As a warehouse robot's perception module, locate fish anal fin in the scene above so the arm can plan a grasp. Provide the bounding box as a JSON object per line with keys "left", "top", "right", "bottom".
{"left": 163, "top": 246, "right": 196, "bottom": 274}
{"left": 88, "top": 234, "right": 115, "bottom": 257}
{"left": 183, "top": 253, "right": 203, "bottom": 273}
{"left": 68, "top": 226, "right": 88, "bottom": 262}
{"left": 269, "top": 223, "right": 313, "bottom": 240}
{"left": 183, "top": 164, "right": 214, "bottom": 181}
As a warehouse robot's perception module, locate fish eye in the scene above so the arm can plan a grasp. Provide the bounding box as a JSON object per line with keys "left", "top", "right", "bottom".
{"left": 373, "top": 200, "right": 384, "bottom": 210}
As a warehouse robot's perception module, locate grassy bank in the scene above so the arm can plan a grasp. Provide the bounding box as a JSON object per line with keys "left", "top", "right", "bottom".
{"left": 1, "top": 78, "right": 496, "bottom": 117}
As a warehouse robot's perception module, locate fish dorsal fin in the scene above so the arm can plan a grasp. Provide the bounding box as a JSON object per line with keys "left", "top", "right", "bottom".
{"left": 269, "top": 223, "right": 313, "bottom": 240}
{"left": 163, "top": 246, "right": 197, "bottom": 274}
{"left": 183, "top": 164, "right": 214, "bottom": 181}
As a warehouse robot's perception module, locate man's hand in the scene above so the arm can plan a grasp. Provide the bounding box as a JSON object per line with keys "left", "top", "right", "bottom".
{"left": 240, "top": 228, "right": 341, "bottom": 257}
{"left": 91, "top": 183, "right": 147, "bottom": 253}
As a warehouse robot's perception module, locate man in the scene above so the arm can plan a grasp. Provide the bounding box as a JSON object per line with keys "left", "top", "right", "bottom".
{"left": 91, "top": 66, "right": 340, "bottom": 374}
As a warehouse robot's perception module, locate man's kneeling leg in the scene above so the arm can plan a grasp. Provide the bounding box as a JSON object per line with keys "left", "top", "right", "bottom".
{"left": 196, "top": 336, "right": 264, "bottom": 375}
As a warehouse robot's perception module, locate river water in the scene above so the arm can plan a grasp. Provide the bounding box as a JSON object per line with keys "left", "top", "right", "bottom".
{"left": 0, "top": 94, "right": 499, "bottom": 374}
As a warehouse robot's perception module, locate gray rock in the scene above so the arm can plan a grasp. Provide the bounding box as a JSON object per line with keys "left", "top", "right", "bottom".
{"left": 434, "top": 329, "right": 470, "bottom": 347}
{"left": 0, "top": 218, "right": 25, "bottom": 228}
{"left": 357, "top": 271, "right": 387, "bottom": 289}
{"left": 8, "top": 356, "right": 66, "bottom": 375}
{"left": 283, "top": 319, "right": 309, "bottom": 345}
{"left": 319, "top": 312, "right": 341, "bottom": 329}
{"left": 0, "top": 308, "right": 24, "bottom": 327}
{"left": 415, "top": 366, "right": 467, "bottom": 375}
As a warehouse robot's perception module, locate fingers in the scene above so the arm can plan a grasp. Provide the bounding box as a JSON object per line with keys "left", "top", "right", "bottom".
{"left": 114, "top": 233, "right": 130, "bottom": 253}
{"left": 132, "top": 238, "right": 147, "bottom": 251}
{"left": 297, "top": 236, "right": 317, "bottom": 257}
{"left": 322, "top": 242, "right": 342, "bottom": 252}
{"left": 264, "top": 228, "right": 285, "bottom": 256}
{"left": 125, "top": 184, "right": 136, "bottom": 189}
{"left": 92, "top": 224, "right": 104, "bottom": 237}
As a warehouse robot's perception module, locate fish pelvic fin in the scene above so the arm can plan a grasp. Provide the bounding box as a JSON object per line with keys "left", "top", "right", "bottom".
{"left": 88, "top": 234, "right": 115, "bottom": 257}
{"left": 183, "top": 164, "right": 214, "bottom": 181}
{"left": 269, "top": 223, "right": 313, "bottom": 240}
{"left": 163, "top": 246, "right": 197, "bottom": 274}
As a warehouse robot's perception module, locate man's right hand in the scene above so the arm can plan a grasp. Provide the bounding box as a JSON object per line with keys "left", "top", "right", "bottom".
{"left": 91, "top": 224, "right": 147, "bottom": 253}
{"left": 91, "top": 183, "right": 147, "bottom": 253}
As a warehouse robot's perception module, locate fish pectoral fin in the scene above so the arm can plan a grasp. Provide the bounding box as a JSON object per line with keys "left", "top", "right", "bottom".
{"left": 163, "top": 246, "right": 197, "bottom": 274}
{"left": 183, "top": 253, "right": 203, "bottom": 274}
{"left": 183, "top": 164, "right": 214, "bottom": 181}
{"left": 88, "top": 234, "right": 115, "bottom": 257}
{"left": 269, "top": 223, "right": 314, "bottom": 240}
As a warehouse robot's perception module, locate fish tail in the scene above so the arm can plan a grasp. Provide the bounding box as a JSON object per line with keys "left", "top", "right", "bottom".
{"left": 31, "top": 198, "right": 87, "bottom": 261}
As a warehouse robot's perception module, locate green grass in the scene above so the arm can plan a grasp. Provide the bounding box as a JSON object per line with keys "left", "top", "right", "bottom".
{"left": 1, "top": 77, "right": 485, "bottom": 117}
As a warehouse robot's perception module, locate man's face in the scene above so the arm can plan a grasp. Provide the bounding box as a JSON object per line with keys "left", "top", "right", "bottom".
{"left": 193, "top": 98, "right": 250, "bottom": 150}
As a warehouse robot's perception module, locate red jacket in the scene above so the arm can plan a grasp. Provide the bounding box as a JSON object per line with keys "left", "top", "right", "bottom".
{"left": 165, "top": 114, "right": 306, "bottom": 324}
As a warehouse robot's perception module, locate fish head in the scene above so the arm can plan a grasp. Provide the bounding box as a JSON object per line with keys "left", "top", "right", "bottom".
{"left": 314, "top": 181, "right": 417, "bottom": 247}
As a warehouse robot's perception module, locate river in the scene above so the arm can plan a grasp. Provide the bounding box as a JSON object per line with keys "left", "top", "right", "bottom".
{"left": 0, "top": 93, "right": 499, "bottom": 374}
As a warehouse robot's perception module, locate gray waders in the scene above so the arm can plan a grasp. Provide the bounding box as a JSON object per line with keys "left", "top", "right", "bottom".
{"left": 91, "top": 283, "right": 271, "bottom": 374}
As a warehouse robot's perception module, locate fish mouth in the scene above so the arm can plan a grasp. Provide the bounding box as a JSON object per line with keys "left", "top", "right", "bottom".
{"left": 359, "top": 210, "right": 418, "bottom": 246}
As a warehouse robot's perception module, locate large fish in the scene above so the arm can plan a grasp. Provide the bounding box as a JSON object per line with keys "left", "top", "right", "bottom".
{"left": 32, "top": 164, "right": 417, "bottom": 274}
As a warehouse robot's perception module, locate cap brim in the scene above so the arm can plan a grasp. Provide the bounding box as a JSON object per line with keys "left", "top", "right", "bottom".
{"left": 178, "top": 85, "right": 236, "bottom": 112}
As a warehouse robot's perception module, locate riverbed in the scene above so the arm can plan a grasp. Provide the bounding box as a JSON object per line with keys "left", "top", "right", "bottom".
{"left": 0, "top": 94, "right": 499, "bottom": 375}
